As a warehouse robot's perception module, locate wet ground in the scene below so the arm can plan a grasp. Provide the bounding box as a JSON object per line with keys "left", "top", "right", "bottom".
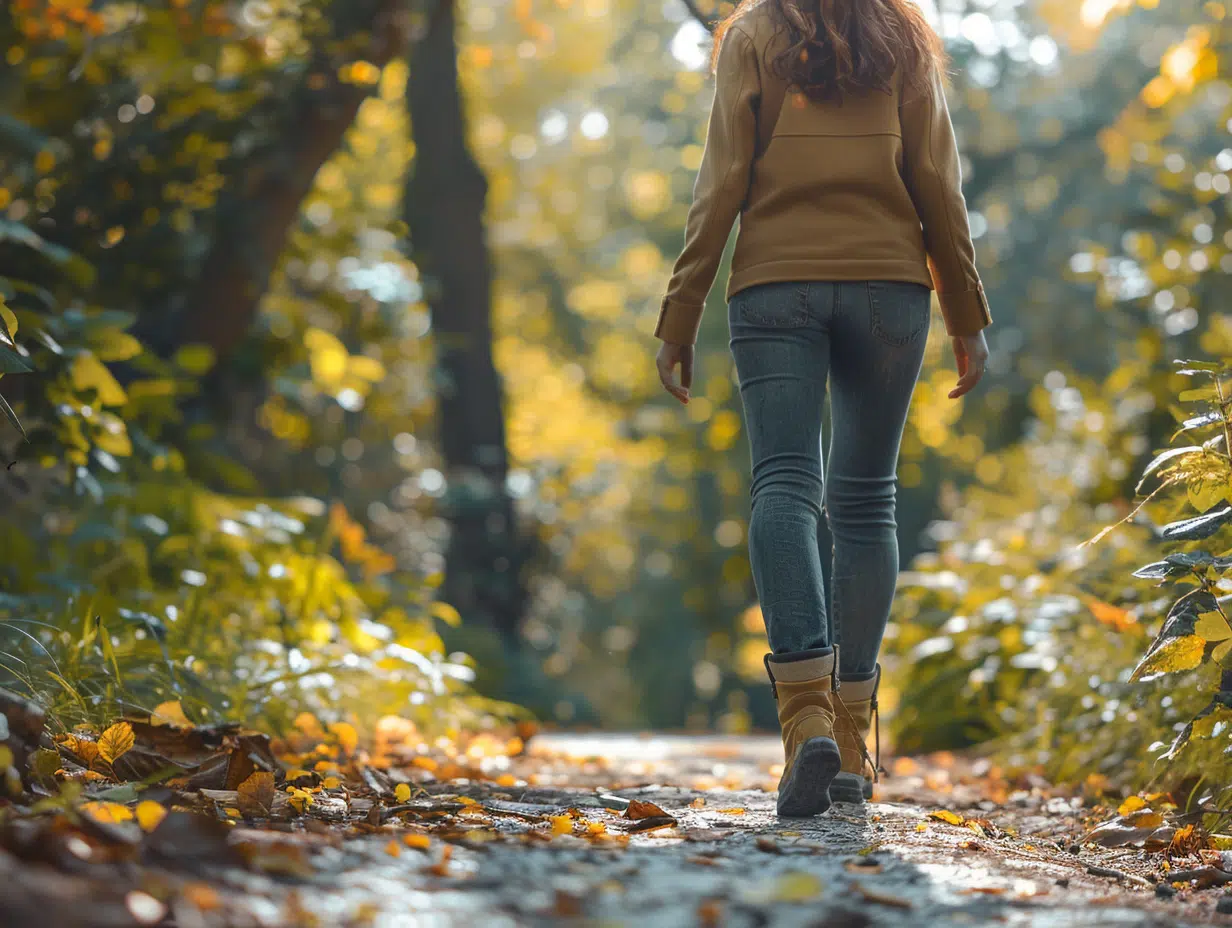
{"left": 3, "top": 733, "right": 1228, "bottom": 927}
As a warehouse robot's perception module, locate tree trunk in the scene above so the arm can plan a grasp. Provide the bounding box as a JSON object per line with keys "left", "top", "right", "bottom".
{"left": 404, "top": 0, "right": 529, "bottom": 642}
{"left": 143, "top": 0, "right": 406, "bottom": 361}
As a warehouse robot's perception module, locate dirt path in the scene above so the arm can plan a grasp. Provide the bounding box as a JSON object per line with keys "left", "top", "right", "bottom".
{"left": 3, "top": 733, "right": 1225, "bottom": 926}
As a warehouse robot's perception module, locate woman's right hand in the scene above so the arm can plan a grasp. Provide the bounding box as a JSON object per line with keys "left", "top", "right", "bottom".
{"left": 948, "top": 332, "right": 989, "bottom": 399}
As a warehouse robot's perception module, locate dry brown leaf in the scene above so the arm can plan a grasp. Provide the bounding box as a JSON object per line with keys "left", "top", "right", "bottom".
{"left": 97, "top": 722, "right": 135, "bottom": 765}
{"left": 845, "top": 858, "right": 884, "bottom": 874}
{"left": 851, "top": 880, "right": 913, "bottom": 909}
{"left": 236, "top": 771, "right": 276, "bottom": 818}
{"left": 624, "top": 799, "right": 671, "bottom": 820}
{"left": 1086, "top": 809, "right": 1168, "bottom": 848}
{"left": 690, "top": 797, "right": 706, "bottom": 809}
{"left": 755, "top": 837, "right": 783, "bottom": 854}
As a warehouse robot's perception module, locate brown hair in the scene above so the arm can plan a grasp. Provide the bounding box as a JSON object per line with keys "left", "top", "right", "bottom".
{"left": 712, "top": 0, "right": 946, "bottom": 103}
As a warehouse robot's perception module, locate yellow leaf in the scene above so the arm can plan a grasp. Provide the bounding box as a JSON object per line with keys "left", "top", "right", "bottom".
{"left": 1117, "top": 795, "right": 1147, "bottom": 816}
{"left": 1196, "top": 612, "right": 1232, "bottom": 642}
{"left": 150, "top": 700, "right": 192, "bottom": 728}
{"left": 1130, "top": 635, "right": 1207, "bottom": 682}
{"left": 328, "top": 722, "right": 359, "bottom": 755}
{"left": 550, "top": 814, "right": 574, "bottom": 835}
{"left": 716, "top": 807, "right": 746, "bottom": 815}
{"left": 385, "top": 839, "right": 402, "bottom": 857}
{"left": 135, "top": 800, "right": 166, "bottom": 832}
{"left": 70, "top": 352, "right": 127, "bottom": 406}
{"left": 586, "top": 821, "right": 607, "bottom": 835}
{"left": 237, "top": 771, "right": 276, "bottom": 818}
{"left": 771, "top": 871, "right": 824, "bottom": 902}
{"left": 173, "top": 344, "right": 216, "bottom": 375}
{"left": 97, "top": 722, "right": 135, "bottom": 764}
{"left": 90, "top": 329, "right": 142, "bottom": 362}
{"left": 65, "top": 735, "right": 100, "bottom": 766}
{"left": 322, "top": 776, "right": 341, "bottom": 789}
{"left": 0, "top": 303, "right": 16, "bottom": 344}
{"left": 429, "top": 601, "right": 462, "bottom": 627}
{"left": 916, "top": 823, "right": 928, "bottom": 832}
{"left": 1193, "top": 705, "right": 1232, "bottom": 739}
{"left": 403, "top": 834, "right": 432, "bottom": 849}
{"left": 1214, "top": 639, "right": 1232, "bottom": 664}
{"left": 347, "top": 355, "right": 386, "bottom": 383}
{"left": 929, "top": 809, "right": 965, "bottom": 826}
{"left": 305, "top": 328, "right": 349, "bottom": 387}
{"left": 0, "top": 745, "right": 12, "bottom": 769}
{"left": 82, "top": 801, "right": 134, "bottom": 824}
{"left": 395, "top": 783, "right": 412, "bottom": 802}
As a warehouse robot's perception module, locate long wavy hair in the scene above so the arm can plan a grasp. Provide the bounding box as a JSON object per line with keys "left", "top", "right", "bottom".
{"left": 712, "top": 0, "right": 946, "bottom": 103}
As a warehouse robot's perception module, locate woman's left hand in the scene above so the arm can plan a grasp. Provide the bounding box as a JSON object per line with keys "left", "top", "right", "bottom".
{"left": 656, "top": 340, "right": 694, "bottom": 405}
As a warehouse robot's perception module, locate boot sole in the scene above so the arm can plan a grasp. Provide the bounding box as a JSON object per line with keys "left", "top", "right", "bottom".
{"left": 776, "top": 736, "right": 842, "bottom": 817}
{"left": 830, "top": 771, "right": 872, "bottom": 804}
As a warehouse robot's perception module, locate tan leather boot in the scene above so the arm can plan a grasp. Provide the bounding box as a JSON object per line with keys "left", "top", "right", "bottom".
{"left": 764, "top": 649, "right": 843, "bottom": 817}
{"left": 830, "top": 664, "right": 880, "bottom": 804}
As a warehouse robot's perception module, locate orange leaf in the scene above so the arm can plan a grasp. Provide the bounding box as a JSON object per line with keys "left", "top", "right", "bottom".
{"left": 928, "top": 810, "right": 965, "bottom": 826}
{"left": 624, "top": 799, "right": 670, "bottom": 820}
{"left": 237, "top": 771, "right": 276, "bottom": 818}
{"left": 98, "top": 722, "right": 135, "bottom": 765}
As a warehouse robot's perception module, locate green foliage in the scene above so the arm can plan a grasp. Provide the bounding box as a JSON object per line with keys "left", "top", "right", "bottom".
{"left": 889, "top": 356, "right": 1232, "bottom": 796}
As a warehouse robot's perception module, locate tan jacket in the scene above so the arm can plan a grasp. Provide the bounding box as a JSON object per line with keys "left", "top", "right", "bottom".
{"left": 655, "top": 6, "right": 992, "bottom": 345}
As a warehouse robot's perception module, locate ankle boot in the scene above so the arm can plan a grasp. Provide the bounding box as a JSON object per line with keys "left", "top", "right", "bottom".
{"left": 830, "top": 664, "right": 881, "bottom": 804}
{"left": 764, "top": 649, "right": 843, "bottom": 817}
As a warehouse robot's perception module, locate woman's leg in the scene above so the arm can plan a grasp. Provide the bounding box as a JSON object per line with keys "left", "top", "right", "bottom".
{"left": 826, "top": 281, "right": 930, "bottom": 677}
{"left": 728, "top": 281, "right": 831, "bottom": 655}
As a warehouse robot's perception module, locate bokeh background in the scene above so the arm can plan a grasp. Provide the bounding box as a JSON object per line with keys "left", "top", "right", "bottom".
{"left": 2, "top": 0, "right": 1232, "bottom": 793}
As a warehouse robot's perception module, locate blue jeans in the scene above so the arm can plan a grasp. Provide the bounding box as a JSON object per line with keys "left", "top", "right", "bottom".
{"left": 728, "top": 280, "right": 930, "bottom": 676}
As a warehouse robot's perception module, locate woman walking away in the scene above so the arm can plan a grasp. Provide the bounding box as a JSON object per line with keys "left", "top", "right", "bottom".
{"left": 653, "top": 0, "right": 991, "bottom": 817}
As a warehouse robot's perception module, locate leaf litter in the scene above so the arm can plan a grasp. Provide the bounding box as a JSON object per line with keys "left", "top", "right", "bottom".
{"left": 1, "top": 702, "right": 1228, "bottom": 926}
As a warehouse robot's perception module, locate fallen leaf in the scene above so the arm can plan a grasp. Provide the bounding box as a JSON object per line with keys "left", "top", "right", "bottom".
{"left": 237, "top": 771, "right": 275, "bottom": 818}
{"left": 716, "top": 807, "right": 746, "bottom": 815}
{"left": 845, "top": 858, "right": 884, "bottom": 874}
{"left": 928, "top": 809, "right": 965, "bottom": 826}
{"left": 395, "top": 783, "right": 412, "bottom": 802}
{"left": 697, "top": 899, "right": 723, "bottom": 928}
{"left": 1117, "top": 796, "right": 1147, "bottom": 816}
{"left": 624, "top": 799, "right": 670, "bottom": 820}
{"left": 772, "top": 871, "right": 824, "bottom": 902}
{"left": 403, "top": 834, "right": 432, "bottom": 849}
{"left": 622, "top": 815, "right": 677, "bottom": 834}
{"left": 1086, "top": 809, "right": 1168, "bottom": 848}
{"left": 135, "top": 800, "right": 167, "bottom": 832}
{"left": 690, "top": 797, "right": 706, "bottom": 809}
{"left": 961, "top": 886, "right": 1006, "bottom": 896}
{"left": 81, "top": 800, "right": 135, "bottom": 824}
{"left": 385, "top": 839, "right": 401, "bottom": 857}
{"left": 150, "top": 700, "right": 193, "bottom": 729}
{"left": 550, "top": 814, "right": 574, "bottom": 835}
{"left": 851, "top": 881, "right": 913, "bottom": 909}
{"left": 322, "top": 776, "right": 341, "bottom": 789}
{"left": 756, "top": 837, "right": 783, "bottom": 854}
{"left": 97, "top": 722, "right": 135, "bottom": 765}
{"left": 328, "top": 722, "right": 359, "bottom": 755}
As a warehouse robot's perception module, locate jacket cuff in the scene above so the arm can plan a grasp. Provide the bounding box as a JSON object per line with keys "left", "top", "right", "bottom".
{"left": 654, "top": 297, "right": 704, "bottom": 345}
{"left": 938, "top": 285, "right": 992, "bottom": 337}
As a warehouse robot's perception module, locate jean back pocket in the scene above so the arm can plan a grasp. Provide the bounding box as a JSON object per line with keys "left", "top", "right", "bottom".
{"left": 867, "top": 281, "right": 930, "bottom": 346}
{"left": 730, "top": 282, "right": 810, "bottom": 328}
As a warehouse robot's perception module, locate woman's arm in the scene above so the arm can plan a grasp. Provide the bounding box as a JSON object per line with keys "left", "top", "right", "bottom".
{"left": 899, "top": 67, "right": 992, "bottom": 338}
{"left": 654, "top": 26, "right": 761, "bottom": 347}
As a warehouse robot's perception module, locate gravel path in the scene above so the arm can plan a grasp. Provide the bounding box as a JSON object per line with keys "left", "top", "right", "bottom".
{"left": 3, "top": 733, "right": 1225, "bottom": 927}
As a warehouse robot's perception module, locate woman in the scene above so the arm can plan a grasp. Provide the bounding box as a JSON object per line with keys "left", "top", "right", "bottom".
{"left": 654, "top": 0, "right": 991, "bottom": 816}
